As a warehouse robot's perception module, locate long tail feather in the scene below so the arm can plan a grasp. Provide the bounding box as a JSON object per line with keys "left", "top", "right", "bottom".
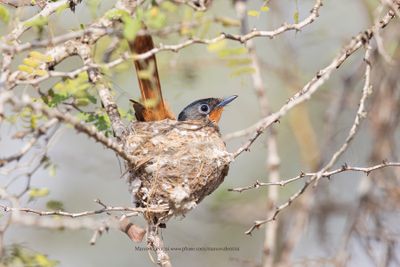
{"left": 129, "top": 34, "right": 175, "bottom": 121}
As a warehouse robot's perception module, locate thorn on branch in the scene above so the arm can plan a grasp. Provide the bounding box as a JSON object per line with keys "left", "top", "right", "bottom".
{"left": 341, "top": 163, "right": 348, "bottom": 171}
{"left": 94, "top": 198, "right": 107, "bottom": 208}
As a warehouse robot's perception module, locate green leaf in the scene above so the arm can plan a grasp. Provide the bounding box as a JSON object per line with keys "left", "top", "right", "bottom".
{"left": 43, "top": 89, "right": 68, "bottom": 107}
{"left": 105, "top": 9, "right": 129, "bottom": 20}
{"left": 46, "top": 200, "right": 64, "bottom": 211}
{"left": 226, "top": 58, "right": 252, "bottom": 67}
{"left": 53, "top": 72, "right": 89, "bottom": 95}
{"left": 198, "top": 19, "right": 211, "bottom": 39}
{"left": 24, "top": 15, "right": 48, "bottom": 28}
{"left": 119, "top": 108, "right": 134, "bottom": 121}
{"left": 87, "top": 94, "right": 97, "bottom": 104}
{"left": 29, "top": 51, "right": 53, "bottom": 62}
{"left": 293, "top": 11, "right": 299, "bottom": 23}
{"left": 94, "top": 114, "right": 111, "bottom": 132}
{"left": 28, "top": 188, "right": 49, "bottom": 199}
{"left": 75, "top": 98, "right": 90, "bottom": 106}
{"left": 30, "top": 114, "right": 37, "bottom": 129}
{"left": 35, "top": 254, "right": 58, "bottom": 267}
{"left": 144, "top": 7, "right": 167, "bottom": 29}
{"left": 86, "top": 0, "right": 101, "bottom": 17}
{"left": 23, "top": 58, "right": 41, "bottom": 68}
{"left": 160, "top": 1, "right": 177, "bottom": 13}
{"left": 0, "top": 5, "right": 10, "bottom": 23}
{"left": 55, "top": 3, "right": 69, "bottom": 14}
{"left": 230, "top": 66, "right": 256, "bottom": 77}
{"left": 260, "top": 6, "right": 270, "bottom": 12}
{"left": 7, "top": 246, "right": 59, "bottom": 267}
{"left": 47, "top": 163, "right": 57, "bottom": 177}
{"left": 122, "top": 16, "right": 141, "bottom": 41}
{"left": 18, "top": 65, "right": 34, "bottom": 74}
{"left": 215, "top": 16, "right": 240, "bottom": 27}
{"left": 247, "top": 10, "right": 260, "bottom": 17}
{"left": 76, "top": 112, "right": 89, "bottom": 121}
{"left": 32, "top": 69, "right": 48, "bottom": 77}
{"left": 35, "top": 254, "right": 57, "bottom": 267}
{"left": 207, "top": 40, "right": 227, "bottom": 52}
{"left": 217, "top": 47, "right": 248, "bottom": 58}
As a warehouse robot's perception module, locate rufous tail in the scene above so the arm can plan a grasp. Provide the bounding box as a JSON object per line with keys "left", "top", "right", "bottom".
{"left": 129, "top": 34, "right": 175, "bottom": 121}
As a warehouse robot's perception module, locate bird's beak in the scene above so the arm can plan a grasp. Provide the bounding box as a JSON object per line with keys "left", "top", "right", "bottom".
{"left": 209, "top": 95, "right": 238, "bottom": 124}
{"left": 216, "top": 95, "right": 238, "bottom": 108}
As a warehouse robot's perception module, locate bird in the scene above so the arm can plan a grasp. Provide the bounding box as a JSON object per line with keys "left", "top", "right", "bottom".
{"left": 129, "top": 34, "right": 237, "bottom": 124}
{"left": 126, "top": 33, "right": 236, "bottom": 223}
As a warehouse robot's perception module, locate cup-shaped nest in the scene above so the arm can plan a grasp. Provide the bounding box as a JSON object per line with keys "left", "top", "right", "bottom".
{"left": 125, "top": 119, "right": 233, "bottom": 223}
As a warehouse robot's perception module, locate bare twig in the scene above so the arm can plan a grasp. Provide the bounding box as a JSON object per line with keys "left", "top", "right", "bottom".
{"left": 0, "top": 119, "right": 58, "bottom": 166}
{"left": 230, "top": 161, "right": 400, "bottom": 192}
{"left": 313, "top": 45, "right": 373, "bottom": 185}
{"left": 233, "top": 0, "right": 283, "bottom": 266}
{"left": 231, "top": 8, "right": 396, "bottom": 158}
{"left": 0, "top": 204, "right": 168, "bottom": 218}
{"left": 242, "top": 43, "right": 378, "bottom": 234}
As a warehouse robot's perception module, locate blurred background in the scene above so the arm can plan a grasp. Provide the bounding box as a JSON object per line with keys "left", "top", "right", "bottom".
{"left": 1, "top": 0, "right": 400, "bottom": 266}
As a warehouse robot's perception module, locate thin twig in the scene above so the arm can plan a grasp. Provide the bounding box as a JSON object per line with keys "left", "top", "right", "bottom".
{"left": 229, "top": 161, "right": 400, "bottom": 193}
{"left": 231, "top": 8, "right": 396, "bottom": 157}
{"left": 2, "top": 93, "right": 136, "bottom": 164}
{"left": 242, "top": 44, "right": 377, "bottom": 234}
{"left": 0, "top": 204, "right": 168, "bottom": 218}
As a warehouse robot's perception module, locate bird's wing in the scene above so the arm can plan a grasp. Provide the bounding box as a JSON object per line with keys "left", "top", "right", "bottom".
{"left": 129, "top": 33, "right": 175, "bottom": 121}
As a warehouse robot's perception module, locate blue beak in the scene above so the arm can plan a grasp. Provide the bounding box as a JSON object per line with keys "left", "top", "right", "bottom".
{"left": 216, "top": 95, "right": 238, "bottom": 108}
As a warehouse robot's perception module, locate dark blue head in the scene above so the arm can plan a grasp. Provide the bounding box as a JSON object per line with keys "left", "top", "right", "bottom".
{"left": 177, "top": 95, "right": 237, "bottom": 123}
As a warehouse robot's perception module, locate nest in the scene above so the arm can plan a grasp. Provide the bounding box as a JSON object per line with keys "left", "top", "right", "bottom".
{"left": 125, "top": 119, "right": 233, "bottom": 223}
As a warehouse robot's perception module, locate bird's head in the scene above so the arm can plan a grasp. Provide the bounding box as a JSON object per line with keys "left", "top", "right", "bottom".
{"left": 177, "top": 95, "right": 238, "bottom": 123}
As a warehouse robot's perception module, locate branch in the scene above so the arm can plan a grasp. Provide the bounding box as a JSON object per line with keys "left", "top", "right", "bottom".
{"left": 0, "top": 0, "right": 34, "bottom": 8}
{"left": 2, "top": 93, "right": 136, "bottom": 165}
{"left": 75, "top": 43, "right": 127, "bottom": 140}
{"left": 242, "top": 43, "right": 384, "bottom": 235}
{"left": 230, "top": 7, "right": 397, "bottom": 157}
{"left": 0, "top": 119, "right": 58, "bottom": 167}
{"left": 0, "top": 204, "right": 168, "bottom": 218}
{"left": 147, "top": 225, "right": 172, "bottom": 267}
{"left": 5, "top": 211, "right": 117, "bottom": 232}
{"left": 313, "top": 45, "right": 373, "bottom": 185}
{"left": 233, "top": 1, "right": 282, "bottom": 266}
{"left": 3, "top": 0, "right": 145, "bottom": 90}
{"left": 229, "top": 161, "right": 400, "bottom": 193}
{"left": 0, "top": 0, "right": 73, "bottom": 91}
{"left": 4, "top": 0, "right": 322, "bottom": 89}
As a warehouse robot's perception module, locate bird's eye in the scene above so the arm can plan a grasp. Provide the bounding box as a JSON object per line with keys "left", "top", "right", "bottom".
{"left": 199, "top": 104, "right": 209, "bottom": 114}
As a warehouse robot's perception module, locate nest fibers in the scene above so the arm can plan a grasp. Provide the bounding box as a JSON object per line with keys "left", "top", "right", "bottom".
{"left": 125, "top": 119, "right": 233, "bottom": 223}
